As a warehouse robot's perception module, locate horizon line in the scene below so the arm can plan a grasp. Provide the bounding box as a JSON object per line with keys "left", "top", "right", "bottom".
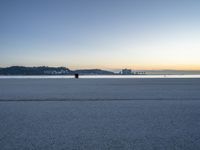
{"left": 1, "top": 65, "right": 200, "bottom": 72}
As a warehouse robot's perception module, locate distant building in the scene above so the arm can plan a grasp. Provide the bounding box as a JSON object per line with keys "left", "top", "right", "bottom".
{"left": 44, "top": 69, "right": 69, "bottom": 75}
{"left": 134, "top": 72, "right": 146, "bottom": 75}
{"left": 122, "top": 69, "right": 132, "bottom": 75}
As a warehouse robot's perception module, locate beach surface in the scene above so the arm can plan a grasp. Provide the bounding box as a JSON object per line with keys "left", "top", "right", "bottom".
{"left": 0, "top": 78, "right": 200, "bottom": 149}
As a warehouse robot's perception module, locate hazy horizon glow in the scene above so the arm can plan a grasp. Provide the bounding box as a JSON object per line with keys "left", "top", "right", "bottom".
{"left": 1, "top": 0, "right": 200, "bottom": 70}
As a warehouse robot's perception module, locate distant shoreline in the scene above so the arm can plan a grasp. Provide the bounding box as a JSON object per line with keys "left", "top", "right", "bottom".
{"left": 1, "top": 66, "right": 200, "bottom": 76}
{"left": 0, "top": 66, "right": 115, "bottom": 75}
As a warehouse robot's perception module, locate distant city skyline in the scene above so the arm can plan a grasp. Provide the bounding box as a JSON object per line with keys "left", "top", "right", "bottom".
{"left": 1, "top": 0, "right": 200, "bottom": 70}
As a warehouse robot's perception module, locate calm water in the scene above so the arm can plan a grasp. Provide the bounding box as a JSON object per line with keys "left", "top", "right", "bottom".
{"left": 1, "top": 75, "right": 200, "bottom": 79}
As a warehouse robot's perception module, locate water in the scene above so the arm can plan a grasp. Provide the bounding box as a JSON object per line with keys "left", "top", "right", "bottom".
{"left": 1, "top": 74, "right": 200, "bottom": 79}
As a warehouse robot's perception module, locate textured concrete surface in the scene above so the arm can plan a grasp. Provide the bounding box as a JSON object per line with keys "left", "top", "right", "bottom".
{"left": 0, "top": 78, "right": 200, "bottom": 149}
{"left": 0, "top": 78, "right": 200, "bottom": 101}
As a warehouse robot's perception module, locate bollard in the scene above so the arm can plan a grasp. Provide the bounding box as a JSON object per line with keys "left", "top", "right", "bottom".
{"left": 75, "top": 73, "right": 79, "bottom": 79}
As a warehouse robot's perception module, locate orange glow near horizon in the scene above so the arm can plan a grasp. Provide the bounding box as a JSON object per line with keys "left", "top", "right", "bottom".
{"left": 1, "top": 63, "right": 200, "bottom": 71}
{"left": 68, "top": 64, "right": 200, "bottom": 71}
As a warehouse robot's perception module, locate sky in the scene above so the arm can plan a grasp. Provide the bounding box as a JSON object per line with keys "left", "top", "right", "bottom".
{"left": 1, "top": 0, "right": 200, "bottom": 70}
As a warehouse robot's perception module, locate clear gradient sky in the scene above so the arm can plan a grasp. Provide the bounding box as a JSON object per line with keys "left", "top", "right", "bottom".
{"left": 1, "top": 0, "right": 200, "bottom": 70}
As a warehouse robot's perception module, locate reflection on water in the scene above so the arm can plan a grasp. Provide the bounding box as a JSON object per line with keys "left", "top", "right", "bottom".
{"left": 1, "top": 75, "right": 200, "bottom": 79}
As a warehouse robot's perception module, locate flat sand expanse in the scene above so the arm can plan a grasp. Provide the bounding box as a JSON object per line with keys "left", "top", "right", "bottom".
{"left": 0, "top": 78, "right": 200, "bottom": 149}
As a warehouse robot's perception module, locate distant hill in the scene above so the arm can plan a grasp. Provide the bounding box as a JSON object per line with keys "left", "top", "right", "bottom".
{"left": 74, "top": 69, "right": 114, "bottom": 75}
{"left": 0, "top": 66, "right": 72, "bottom": 75}
{"left": 0, "top": 66, "right": 114, "bottom": 75}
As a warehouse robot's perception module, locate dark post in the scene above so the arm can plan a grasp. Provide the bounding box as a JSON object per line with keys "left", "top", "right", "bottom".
{"left": 75, "top": 73, "right": 79, "bottom": 79}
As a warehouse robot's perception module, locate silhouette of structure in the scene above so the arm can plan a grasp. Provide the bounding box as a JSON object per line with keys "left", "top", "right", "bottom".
{"left": 75, "top": 73, "right": 79, "bottom": 79}
{"left": 122, "top": 69, "right": 132, "bottom": 75}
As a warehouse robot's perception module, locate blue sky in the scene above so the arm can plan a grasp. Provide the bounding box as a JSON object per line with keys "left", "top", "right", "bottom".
{"left": 1, "top": 0, "right": 200, "bottom": 70}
